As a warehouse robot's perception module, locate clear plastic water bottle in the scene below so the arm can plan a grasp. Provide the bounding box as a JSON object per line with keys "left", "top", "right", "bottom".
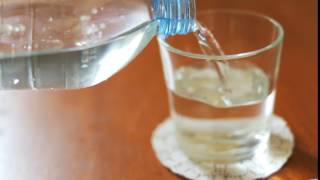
{"left": 0, "top": 0, "right": 196, "bottom": 90}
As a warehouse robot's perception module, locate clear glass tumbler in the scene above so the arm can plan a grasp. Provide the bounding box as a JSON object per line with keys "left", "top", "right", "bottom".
{"left": 158, "top": 10, "right": 284, "bottom": 163}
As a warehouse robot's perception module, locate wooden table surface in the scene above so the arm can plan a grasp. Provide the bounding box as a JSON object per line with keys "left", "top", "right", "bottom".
{"left": 0, "top": 0, "right": 317, "bottom": 179}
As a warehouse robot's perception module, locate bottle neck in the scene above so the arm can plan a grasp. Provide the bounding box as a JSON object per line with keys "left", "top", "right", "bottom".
{"left": 152, "top": 0, "right": 196, "bottom": 36}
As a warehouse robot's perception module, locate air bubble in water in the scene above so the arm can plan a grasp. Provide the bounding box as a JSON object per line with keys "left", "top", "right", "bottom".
{"left": 98, "top": 31, "right": 103, "bottom": 38}
{"left": 12, "top": 24, "right": 25, "bottom": 33}
{"left": 13, "top": 27, "right": 20, "bottom": 32}
{"left": 81, "top": 64, "right": 89, "bottom": 68}
{"left": 91, "top": 8, "right": 98, "bottom": 15}
{"left": 5, "top": 24, "right": 13, "bottom": 31}
{"left": 85, "top": 24, "right": 98, "bottom": 35}
{"left": 80, "top": 15, "right": 91, "bottom": 22}
{"left": 175, "top": 72, "right": 183, "bottom": 80}
{"left": 186, "top": 86, "right": 195, "bottom": 94}
{"left": 76, "top": 41, "right": 87, "bottom": 46}
{"left": 221, "top": 96, "right": 232, "bottom": 106}
{"left": 19, "top": 25, "right": 26, "bottom": 32}
{"left": 76, "top": 42, "right": 83, "bottom": 46}
{"left": 257, "top": 86, "right": 263, "bottom": 94}
{"left": 99, "top": 23, "right": 106, "bottom": 29}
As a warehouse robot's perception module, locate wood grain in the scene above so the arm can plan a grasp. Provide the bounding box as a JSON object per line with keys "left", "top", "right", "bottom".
{"left": 0, "top": 0, "right": 317, "bottom": 179}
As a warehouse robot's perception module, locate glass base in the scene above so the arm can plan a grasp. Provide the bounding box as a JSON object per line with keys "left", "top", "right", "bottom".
{"left": 151, "top": 115, "right": 294, "bottom": 179}
{"left": 175, "top": 129, "right": 270, "bottom": 164}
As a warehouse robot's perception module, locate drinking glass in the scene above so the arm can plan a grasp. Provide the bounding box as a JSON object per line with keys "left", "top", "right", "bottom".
{"left": 158, "top": 10, "right": 284, "bottom": 163}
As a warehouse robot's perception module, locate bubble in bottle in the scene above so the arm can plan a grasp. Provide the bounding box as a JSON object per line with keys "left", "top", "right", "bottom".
{"left": 13, "top": 78, "right": 20, "bottom": 85}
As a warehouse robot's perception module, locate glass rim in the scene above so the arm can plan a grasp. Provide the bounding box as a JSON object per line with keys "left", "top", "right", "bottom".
{"left": 157, "top": 9, "right": 284, "bottom": 61}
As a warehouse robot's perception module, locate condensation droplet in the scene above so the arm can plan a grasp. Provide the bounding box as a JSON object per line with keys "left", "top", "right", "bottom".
{"left": 48, "top": 17, "right": 53, "bottom": 22}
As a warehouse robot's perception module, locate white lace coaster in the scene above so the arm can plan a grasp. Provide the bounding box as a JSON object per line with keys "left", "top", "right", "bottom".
{"left": 151, "top": 115, "right": 294, "bottom": 180}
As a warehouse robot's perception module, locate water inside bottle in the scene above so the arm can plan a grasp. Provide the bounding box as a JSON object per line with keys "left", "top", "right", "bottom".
{"left": 0, "top": 1, "right": 229, "bottom": 90}
{"left": 0, "top": 1, "right": 155, "bottom": 90}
